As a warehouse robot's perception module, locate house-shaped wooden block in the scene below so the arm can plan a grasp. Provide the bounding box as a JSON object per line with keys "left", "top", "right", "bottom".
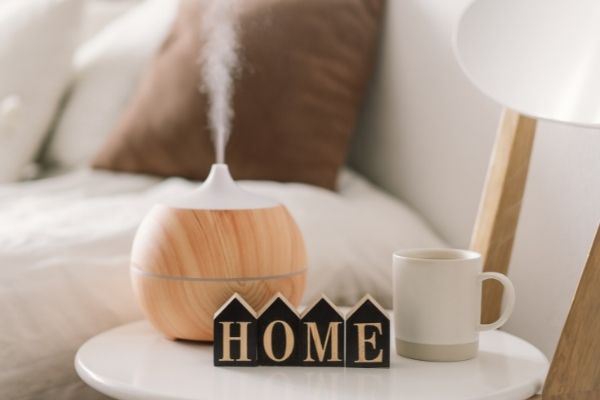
{"left": 345, "top": 294, "right": 390, "bottom": 368}
{"left": 257, "top": 293, "right": 300, "bottom": 366}
{"left": 213, "top": 293, "right": 258, "bottom": 366}
{"left": 300, "top": 294, "right": 345, "bottom": 367}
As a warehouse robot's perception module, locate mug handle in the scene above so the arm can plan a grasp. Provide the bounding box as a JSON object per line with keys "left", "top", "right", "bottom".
{"left": 477, "top": 272, "right": 516, "bottom": 331}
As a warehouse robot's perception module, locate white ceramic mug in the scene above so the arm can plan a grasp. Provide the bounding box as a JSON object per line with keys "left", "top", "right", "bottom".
{"left": 392, "top": 248, "right": 515, "bottom": 361}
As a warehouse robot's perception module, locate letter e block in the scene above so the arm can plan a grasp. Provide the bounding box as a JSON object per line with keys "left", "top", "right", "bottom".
{"left": 345, "top": 294, "right": 390, "bottom": 368}
{"left": 213, "top": 293, "right": 258, "bottom": 366}
{"left": 300, "top": 295, "right": 344, "bottom": 367}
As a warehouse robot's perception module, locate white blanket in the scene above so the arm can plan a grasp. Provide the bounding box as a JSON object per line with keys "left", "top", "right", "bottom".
{"left": 0, "top": 168, "right": 444, "bottom": 399}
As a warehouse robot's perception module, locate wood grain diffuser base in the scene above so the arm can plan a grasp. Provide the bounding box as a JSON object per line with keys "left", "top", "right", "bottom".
{"left": 131, "top": 164, "right": 307, "bottom": 341}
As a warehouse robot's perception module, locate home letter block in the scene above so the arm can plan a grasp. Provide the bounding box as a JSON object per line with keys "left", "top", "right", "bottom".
{"left": 345, "top": 294, "right": 390, "bottom": 368}
{"left": 300, "top": 295, "right": 344, "bottom": 367}
{"left": 213, "top": 293, "right": 258, "bottom": 366}
{"left": 258, "top": 293, "right": 300, "bottom": 366}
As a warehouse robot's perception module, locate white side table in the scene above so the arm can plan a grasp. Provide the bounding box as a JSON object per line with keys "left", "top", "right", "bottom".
{"left": 75, "top": 317, "right": 547, "bottom": 400}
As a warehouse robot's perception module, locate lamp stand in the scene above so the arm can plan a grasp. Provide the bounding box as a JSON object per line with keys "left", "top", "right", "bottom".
{"left": 542, "top": 225, "right": 600, "bottom": 399}
{"left": 470, "top": 108, "right": 536, "bottom": 323}
{"left": 471, "top": 107, "right": 600, "bottom": 399}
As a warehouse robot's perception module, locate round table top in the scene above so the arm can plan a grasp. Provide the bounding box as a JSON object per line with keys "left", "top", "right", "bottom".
{"left": 75, "top": 320, "right": 548, "bottom": 400}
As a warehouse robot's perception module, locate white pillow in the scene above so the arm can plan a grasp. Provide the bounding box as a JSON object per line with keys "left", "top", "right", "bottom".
{"left": 80, "top": 0, "right": 142, "bottom": 44}
{"left": 45, "top": 0, "right": 178, "bottom": 167}
{"left": 0, "top": 96, "right": 22, "bottom": 144}
{"left": 0, "top": 0, "right": 82, "bottom": 182}
{"left": 255, "top": 171, "right": 448, "bottom": 307}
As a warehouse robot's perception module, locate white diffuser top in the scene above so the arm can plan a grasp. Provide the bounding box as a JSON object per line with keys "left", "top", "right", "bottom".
{"left": 163, "top": 164, "right": 279, "bottom": 210}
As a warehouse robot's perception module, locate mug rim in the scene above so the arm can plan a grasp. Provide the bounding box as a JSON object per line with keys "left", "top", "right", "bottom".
{"left": 393, "top": 248, "right": 480, "bottom": 262}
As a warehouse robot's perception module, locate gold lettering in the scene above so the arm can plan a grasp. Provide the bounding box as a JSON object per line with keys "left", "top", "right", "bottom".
{"left": 219, "top": 321, "right": 251, "bottom": 362}
{"left": 263, "top": 320, "right": 294, "bottom": 362}
{"left": 355, "top": 322, "right": 383, "bottom": 363}
{"left": 303, "top": 322, "right": 342, "bottom": 362}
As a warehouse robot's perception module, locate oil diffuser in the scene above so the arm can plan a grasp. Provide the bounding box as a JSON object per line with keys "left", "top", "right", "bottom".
{"left": 131, "top": 164, "right": 307, "bottom": 341}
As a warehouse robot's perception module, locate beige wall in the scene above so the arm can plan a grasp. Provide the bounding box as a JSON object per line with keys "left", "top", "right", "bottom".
{"left": 351, "top": 0, "right": 600, "bottom": 359}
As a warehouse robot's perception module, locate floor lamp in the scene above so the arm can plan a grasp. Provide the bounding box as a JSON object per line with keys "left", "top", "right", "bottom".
{"left": 455, "top": 0, "right": 600, "bottom": 398}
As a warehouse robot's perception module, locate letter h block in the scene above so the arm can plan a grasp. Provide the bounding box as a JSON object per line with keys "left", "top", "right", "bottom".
{"left": 213, "top": 293, "right": 258, "bottom": 366}
{"left": 300, "top": 295, "right": 344, "bottom": 367}
{"left": 345, "top": 294, "right": 390, "bottom": 368}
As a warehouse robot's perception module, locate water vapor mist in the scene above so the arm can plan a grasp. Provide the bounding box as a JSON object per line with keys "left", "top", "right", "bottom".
{"left": 199, "top": 0, "right": 239, "bottom": 164}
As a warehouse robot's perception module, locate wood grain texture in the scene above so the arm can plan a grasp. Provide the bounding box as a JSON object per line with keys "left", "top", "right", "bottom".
{"left": 470, "top": 109, "right": 537, "bottom": 324}
{"left": 131, "top": 204, "right": 307, "bottom": 341}
{"left": 542, "top": 225, "right": 600, "bottom": 400}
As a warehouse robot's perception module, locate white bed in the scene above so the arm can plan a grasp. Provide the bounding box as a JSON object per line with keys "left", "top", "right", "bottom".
{"left": 0, "top": 1, "right": 445, "bottom": 399}
{"left": 0, "top": 168, "right": 444, "bottom": 399}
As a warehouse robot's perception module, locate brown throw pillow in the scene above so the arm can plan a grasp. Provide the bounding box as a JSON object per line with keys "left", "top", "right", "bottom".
{"left": 92, "top": 0, "right": 384, "bottom": 190}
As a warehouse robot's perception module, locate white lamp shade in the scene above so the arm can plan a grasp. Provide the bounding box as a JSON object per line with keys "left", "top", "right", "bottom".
{"left": 455, "top": 0, "right": 600, "bottom": 127}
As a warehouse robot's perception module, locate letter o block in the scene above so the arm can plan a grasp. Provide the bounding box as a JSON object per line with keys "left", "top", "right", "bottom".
{"left": 258, "top": 293, "right": 300, "bottom": 366}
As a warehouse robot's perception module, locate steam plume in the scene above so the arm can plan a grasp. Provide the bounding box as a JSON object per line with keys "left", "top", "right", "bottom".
{"left": 199, "top": 0, "right": 240, "bottom": 165}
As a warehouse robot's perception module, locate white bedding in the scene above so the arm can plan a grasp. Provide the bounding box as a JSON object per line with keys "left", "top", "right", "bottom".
{"left": 0, "top": 168, "right": 444, "bottom": 399}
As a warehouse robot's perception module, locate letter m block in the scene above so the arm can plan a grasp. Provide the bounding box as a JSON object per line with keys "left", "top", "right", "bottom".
{"left": 300, "top": 295, "right": 344, "bottom": 367}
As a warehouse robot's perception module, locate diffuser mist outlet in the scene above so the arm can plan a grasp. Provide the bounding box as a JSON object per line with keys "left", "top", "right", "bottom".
{"left": 131, "top": 164, "right": 307, "bottom": 341}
